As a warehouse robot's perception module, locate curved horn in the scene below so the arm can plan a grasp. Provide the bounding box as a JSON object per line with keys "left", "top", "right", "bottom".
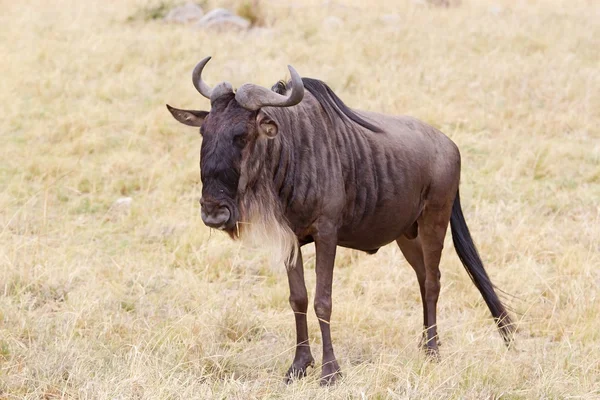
{"left": 235, "top": 65, "right": 304, "bottom": 111}
{"left": 192, "top": 56, "right": 214, "bottom": 99}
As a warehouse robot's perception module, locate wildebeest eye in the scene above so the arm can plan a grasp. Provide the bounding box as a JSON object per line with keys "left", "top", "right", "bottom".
{"left": 233, "top": 133, "right": 247, "bottom": 147}
{"left": 232, "top": 127, "right": 248, "bottom": 147}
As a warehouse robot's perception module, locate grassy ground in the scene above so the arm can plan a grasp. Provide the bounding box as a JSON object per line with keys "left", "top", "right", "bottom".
{"left": 1, "top": 0, "right": 599, "bottom": 398}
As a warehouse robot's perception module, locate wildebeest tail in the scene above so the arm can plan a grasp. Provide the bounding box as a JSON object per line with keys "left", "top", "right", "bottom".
{"left": 450, "top": 189, "right": 514, "bottom": 344}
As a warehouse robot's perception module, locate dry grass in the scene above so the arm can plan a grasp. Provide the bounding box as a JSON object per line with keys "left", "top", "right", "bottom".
{"left": 1, "top": 0, "right": 599, "bottom": 398}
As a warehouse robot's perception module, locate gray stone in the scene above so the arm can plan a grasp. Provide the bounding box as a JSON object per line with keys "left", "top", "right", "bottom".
{"left": 114, "top": 197, "right": 133, "bottom": 207}
{"left": 196, "top": 8, "right": 250, "bottom": 31}
{"left": 322, "top": 16, "right": 344, "bottom": 31}
{"left": 163, "top": 2, "right": 204, "bottom": 24}
{"left": 489, "top": 5, "right": 504, "bottom": 15}
{"left": 379, "top": 14, "right": 401, "bottom": 25}
{"left": 200, "top": 8, "right": 233, "bottom": 22}
{"left": 110, "top": 197, "right": 133, "bottom": 217}
{"left": 113, "top": 196, "right": 132, "bottom": 210}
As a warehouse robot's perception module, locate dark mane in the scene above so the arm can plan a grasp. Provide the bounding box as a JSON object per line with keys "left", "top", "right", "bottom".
{"left": 271, "top": 78, "right": 383, "bottom": 133}
{"left": 271, "top": 80, "right": 288, "bottom": 96}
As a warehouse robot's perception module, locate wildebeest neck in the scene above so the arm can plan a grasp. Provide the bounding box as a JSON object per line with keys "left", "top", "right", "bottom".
{"left": 238, "top": 93, "right": 347, "bottom": 237}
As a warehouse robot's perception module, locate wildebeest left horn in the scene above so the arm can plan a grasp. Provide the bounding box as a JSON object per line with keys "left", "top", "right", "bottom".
{"left": 192, "top": 57, "right": 214, "bottom": 99}
{"left": 192, "top": 56, "right": 233, "bottom": 103}
{"left": 235, "top": 65, "right": 304, "bottom": 111}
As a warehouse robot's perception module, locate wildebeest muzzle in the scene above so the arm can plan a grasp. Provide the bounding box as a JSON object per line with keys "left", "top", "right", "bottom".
{"left": 199, "top": 195, "right": 237, "bottom": 231}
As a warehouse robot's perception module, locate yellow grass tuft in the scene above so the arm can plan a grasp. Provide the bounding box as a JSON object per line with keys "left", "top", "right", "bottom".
{"left": 1, "top": 0, "right": 599, "bottom": 398}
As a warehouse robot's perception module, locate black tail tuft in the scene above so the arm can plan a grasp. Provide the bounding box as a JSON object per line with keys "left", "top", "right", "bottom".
{"left": 450, "top": 189, "right": 514, "bottom": 344}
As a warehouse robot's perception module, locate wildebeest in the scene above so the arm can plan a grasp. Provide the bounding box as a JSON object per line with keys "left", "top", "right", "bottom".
{"left": 167, "top": 57, "right": 514, "bottom": 385}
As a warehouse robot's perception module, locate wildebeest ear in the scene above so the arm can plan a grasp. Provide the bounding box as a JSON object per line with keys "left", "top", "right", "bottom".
{"left": 256, "top": 111, "right": 279, "bottom": 139}
{"left": 166, "top": 104, "right": 208, "bottom": 127}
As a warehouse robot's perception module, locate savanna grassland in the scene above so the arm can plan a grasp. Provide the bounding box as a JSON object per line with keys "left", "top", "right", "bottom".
{"left": 1, "top": 0, "right": 599, "bottom": 398}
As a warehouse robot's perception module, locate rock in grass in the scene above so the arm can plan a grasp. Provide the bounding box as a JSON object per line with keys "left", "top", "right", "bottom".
{"left": 322, "top": 16, "right": 344, "bottom": 31}
{"left": 163, "top": 2, "right": 204, "bottom": 24}
{"left": 379, "top": 14, "right": 401, "bottom": 25}
{"left": 489, "top": 5, "right": 504, "bottom": 15}
{"left": 195, "top": 8, "right": 250, "bottom": 31}
{"left": 112, "top": 197, "right": 133, "bottom": 214}
{"left": 114, "top": 197, "right": 132, "bottom": 206}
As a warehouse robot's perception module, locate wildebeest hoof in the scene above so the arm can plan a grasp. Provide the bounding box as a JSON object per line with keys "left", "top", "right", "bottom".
{"left": 284, "top": 356, "right": 315, "bottom": 383}
{"left": 319, "top": 360, "right": 342, "bottom": 386}
{"left": 419, "top": 333, "right": 442, "bottom": 350}
{"left": 425, "top": 346, "right": 441, "bottom": 362}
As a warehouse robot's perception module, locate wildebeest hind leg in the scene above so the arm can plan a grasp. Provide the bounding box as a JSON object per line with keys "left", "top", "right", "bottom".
{"left": 284, "top": 251, "right": 315, "bottom": 383}
{"left": 396, "top": 235, "right": 441, "bottom": 349}
{"left": 417, "top": 203, "right": 453, "bottom": 359}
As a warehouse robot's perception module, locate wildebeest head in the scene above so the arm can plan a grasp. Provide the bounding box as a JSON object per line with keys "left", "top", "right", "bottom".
{"left": 166, "top": 57, "right": 304, "bottom": 237}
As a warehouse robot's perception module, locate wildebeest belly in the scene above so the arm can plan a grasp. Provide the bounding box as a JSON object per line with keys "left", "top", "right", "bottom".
{"left": 336, "top": 195, "right": 424, "bottom": 252}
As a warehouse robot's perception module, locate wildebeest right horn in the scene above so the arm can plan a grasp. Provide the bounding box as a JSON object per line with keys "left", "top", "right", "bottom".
{"left": 192, "top": 56, "right": 233, "bottom": 103}
{"left": 235, "top": 65, "right": 304, "bottom": 111}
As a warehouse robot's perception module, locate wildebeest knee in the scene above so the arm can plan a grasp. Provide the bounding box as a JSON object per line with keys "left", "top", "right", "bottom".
{"left": 424, "top": 279, "right": 441, "bottom": 302}
{"left": 289, "top": 294, "right": 308, "bottom": 313}
{"left": 314, "top": 298, "right": 332, "bottom": 320}
{"left": 425, "top": 279, "right": 440, "bottom": 290}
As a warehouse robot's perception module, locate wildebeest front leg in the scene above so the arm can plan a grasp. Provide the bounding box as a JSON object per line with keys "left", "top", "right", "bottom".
{"left": 314, "top": 234, "right": 341, "bottom": 385}
{"left": 284, "top": 251, "right": 315, "bottom": 382}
